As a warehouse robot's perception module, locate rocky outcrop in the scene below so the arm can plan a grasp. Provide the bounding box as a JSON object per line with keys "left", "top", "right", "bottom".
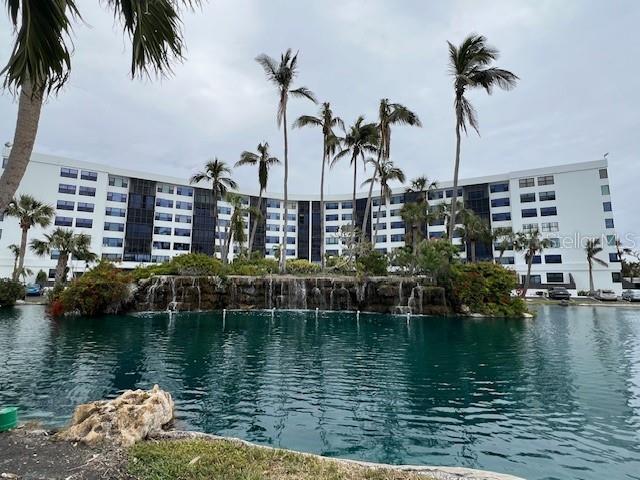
{"left": 133, "top": 275, "right": 450, "bottom": 315}
{"left": 56, "top": 385, "right": 173, "bottom": 446}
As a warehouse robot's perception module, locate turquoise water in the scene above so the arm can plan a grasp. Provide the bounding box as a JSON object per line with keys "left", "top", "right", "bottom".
{"left": 1, "top": 305, "right": 639, "bottom": 479}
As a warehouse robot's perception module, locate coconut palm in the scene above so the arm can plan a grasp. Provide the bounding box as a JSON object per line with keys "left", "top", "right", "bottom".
{"left": 0, "top": 0, "right": 200, "bottom": 211}
{"left": 190, "top": 158, "right": 238, "bottom": 261}
{"left": 447, "top": 34, "right": 518, "bottom": 240}
{"left": 235, "top": 143, "right": 280, "bottom": 256}
{"left": 221, "top": 193, "right": 261, "bottom": 261}
{"left": 5, "top": 194, "right": 54, "bottom": 281}
{"left": 455, "top": 211, "right": 491, "bottom": 263}
{"left": 614, "top": 238, "right": 632, "bottom": 263}
{"left": 399, "top": 202, "right": 429, "bottom": 267}
{"left": 432, "top": 198, "right": 466, "bottom": 237}
{"left": 585, "top": 238, "right": 608, "bottom": 293}
{"left": 362, "top": 158, "right": 406, "bottom": 247}
{"left": 7, "top": 244, "right": 20, "bottom": 279}
{"left": 514, "top": 229, "right": 551, "bottom": 297}
{"left": 30, "top": 228, "right": 95, "bottom": 284}
{"left": 256, "top": 49, "right": 317, "bottom": 272}
{"left": 492, "top": 227, "right": 515, "bottom": 262}
{"left": 333, "top": 116, "right": 379, "bottom": 252}
{"left": 293, "top": 103, "right": 343, "bottom": 269}
{"left": 362, "top": 99, "right": 421, "bottom": 237}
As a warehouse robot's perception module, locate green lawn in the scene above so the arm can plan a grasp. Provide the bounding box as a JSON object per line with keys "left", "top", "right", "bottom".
{"left": 129, "top": 438, "right": 431, "bottom": 480}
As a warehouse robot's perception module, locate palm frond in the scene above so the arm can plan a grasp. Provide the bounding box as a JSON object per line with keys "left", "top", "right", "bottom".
{"left": 292, "top": 115, "right": 322, "bottom": 129}
{"left": 290, "top": 86, "right": 317, "bottom": 104}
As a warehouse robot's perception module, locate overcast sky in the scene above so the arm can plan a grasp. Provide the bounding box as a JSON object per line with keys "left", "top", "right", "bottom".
{"left": 1, "top": 1, "right": 638, "bottom": 242}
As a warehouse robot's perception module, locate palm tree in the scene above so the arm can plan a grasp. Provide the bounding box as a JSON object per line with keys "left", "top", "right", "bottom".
{"left": 333, "top": 116, "right": 378, "bottom": 252}
{"left": 455, "top": 211, "right": 491, "bottom": 263}
{"left": 30, "top": 228, "right": 95, "bottom": 285}
{"left": 585, "top": 238, "right": 608, "bottom": 293}
{"left": 293, "top": 103, "right": 343, "bottom": 269}
{"left": 221, "top": 193, "right": 261, "bottom": 261}
{"left": 362, "top": 99, "right": 421, "bottom": 237}
{"left": 190, "top": 158, "right": 238, "bottom": 262}
{"left": 492, "top": 227, "right": 515, "bottom": 262}
{"left": 447, "top": 34, "right": 518, "bottom": 240}
{"left": 7, "top": 244, "right": 20, "bottom": 279}
{"left": 514, "top": 229, "right": 551, "bottom": 297}
{"left": 614, "top": 238, "right": 631, "bottom": 263}
{"left": 432, "top": 198, "right": 466, "bottom": 238}
{"left": 5, "top": 194, "right": 54, "bottom": 281}
{"left": 256, "top": 49, "right": 317, "bottom": 272}
{"left": 0, "top": 1, "right": 199, "bottom": 212}
{"left": 399, "top": 202, "right": 429, "bottom": 268}
{"left": 362, "top": 158, "right": 406, "bottom": 247}
{"left": 235, "top": 143, "right": 280, "bottom": 256}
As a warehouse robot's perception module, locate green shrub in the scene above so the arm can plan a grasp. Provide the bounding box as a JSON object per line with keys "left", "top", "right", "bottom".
{"left": 58, "top": 261, "right": 132, "bottom": 316}
{"left": 285, "top": 259, "right": 321, "bottom": 275}
{"left": 451, "top": 262, "right": 527, "bottom": 316}
{"left": 356, "top": 250, "right": 388, "bottom": 276}
{"left": 35, "top": 270, "right": 48, "bottom": 287}
{"left": 325, "top": 255, "right": 353, "bottom": 275}
{"left": 228, "top": 257, "right": 279, "bottom": 276}
{"left": 133, "top": 253, "right": 224, "bottom": 280}
{"left": 0, "top": 278, "right": 25, "bottom": 307}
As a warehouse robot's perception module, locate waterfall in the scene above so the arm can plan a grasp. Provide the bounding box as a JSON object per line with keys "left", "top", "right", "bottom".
{"left": 167, "top": 276, "right": 178, "bottom": 312}
{"left": 193, "top": 277, "right": 202, "bottom": 311}
{"left": 268, "top": 276, "right": 273, "bottom": 310}
{"left": 329, "top": 279, "right": 335, "bottom": 311}
{"left": 407, "top": 285, "right": 424, "bottom": 315}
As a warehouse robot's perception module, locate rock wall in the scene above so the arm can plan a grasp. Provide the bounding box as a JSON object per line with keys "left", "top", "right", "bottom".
{"left": 133, "top": 275, "right": 450, "bottom": 315}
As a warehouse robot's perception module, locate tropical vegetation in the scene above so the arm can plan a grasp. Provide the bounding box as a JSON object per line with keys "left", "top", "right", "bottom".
{"left": 585, "top": 238, "right": 608, "bottom": 293}
{"left": 30, "top": 228, "right": 96, "bottom": 285}
{"left": 0, "top": 278, "right": 24, "bottom": 307}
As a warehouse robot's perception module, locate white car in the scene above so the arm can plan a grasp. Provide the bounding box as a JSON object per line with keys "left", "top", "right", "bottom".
{"left": 622, "top": 290, "right": 640, "bottom": 302}
{"left": 594, "top": 289, "right": 618, "bottom": 301}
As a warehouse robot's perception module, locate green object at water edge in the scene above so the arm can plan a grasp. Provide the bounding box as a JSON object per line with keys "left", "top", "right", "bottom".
{"left": 0, "top": 407, "right": 18, "bottom": 431}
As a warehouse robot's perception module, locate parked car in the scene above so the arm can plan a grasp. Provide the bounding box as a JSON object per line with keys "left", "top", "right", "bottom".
{"left": 25, "top": 284, "right": 42, "bottom": 297}
{"left": 594, "top": 289, "right": 618, "bottom": 301}
{"left": 548, "top": 287, "right": 571, "bottom": 300}
{"left": 622, "top": 289, "right": 640, "bottom": 302}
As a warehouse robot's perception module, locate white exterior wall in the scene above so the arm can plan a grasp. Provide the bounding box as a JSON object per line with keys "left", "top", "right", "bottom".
{"left": 0, "top": 150, "right": 622, "bottom": 293}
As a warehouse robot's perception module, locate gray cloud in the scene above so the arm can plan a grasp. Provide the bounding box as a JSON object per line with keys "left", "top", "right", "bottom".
{"left": 1, "top": 0, "right": 638, "bottom": 241}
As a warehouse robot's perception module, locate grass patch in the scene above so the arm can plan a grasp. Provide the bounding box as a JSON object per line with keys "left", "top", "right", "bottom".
{"left": 129, "top": 438, "right": 431, "bottom": 480}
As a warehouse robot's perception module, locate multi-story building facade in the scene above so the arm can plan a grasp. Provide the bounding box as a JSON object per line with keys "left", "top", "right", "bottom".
{"left": 0, "top": 148, "right": 622, "bottom": 293}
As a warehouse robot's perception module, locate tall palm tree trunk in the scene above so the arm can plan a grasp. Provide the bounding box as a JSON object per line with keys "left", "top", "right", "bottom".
{"left": 247, "top": 191, "right": 263, "bottom": 255}
{"left": 372, "top": 184, "right": 384, "bottom": 248}
{"left": 588, "top": 259, "right": 595, "bottom": 292}
{"left": 522, "top": 252, "right": 534, "bottom": 298}
{"left": 349, "top": 153, "right": 357, "bottom": 262}
{"left": 12, "top": 256, "right": 18, "bottom": 279}
{"left": 281, "top": 109, "right": 289, "bottom": 273}
{"left": 470, "top": 241, "right": 477, "bottom": 263}
{"left": 13, "top": 226, "right": 29, "bottom": 282}
{"left": 56, "top": 253, "right": 69, "bottom": 285}
{"left": 448, "top": 119, "right": 462, "bottom": 241}
{"left": 212, "top": 194, "right": 219, "bottom": 259}
{"left": 320, "top": 145, "right": 326, "bottom": 269}
{"left": 361, "top": 151, "right": 381, "bottom": 242}
{"left": 0, "top": 81, "right": 44, "bottom": 211}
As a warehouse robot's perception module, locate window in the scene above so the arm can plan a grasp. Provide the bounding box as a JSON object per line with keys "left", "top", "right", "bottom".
{"left": 390, "top": 195, "right": 404, "bottom": 205}
{"left": 342, "top": 213, "right": 353, "bottom": 221}
{"left": 154, "top": 226, "right": 172, "bottom": 235}
{"left": 601, "top": 185, "right": 610, "bottom": 195}
{"left": 492, "top": 212, "right": 511, "bottom": 222}
{"left": 605, "top": 218, "right": 614, "bottom": 229}
{"left": 428, "top": 190, "right": 444, "bottom": 200}
{"left": 50, "top": 250, "right": 60, "bottom": 260}
{"left": 540, "top": 207, "right": 557, "bottom": 216}
{"left": 265, "top": 199, "right": 281, "bottom": 208}
{"left": 57, "top": 200, "right": 74, "bottom": 211}
{"left": 78, "top": 186, "right": 96, "bottom": 197}
{"left": 156, "top": 198, "right": 173, "bottom": 208}
{"left": 541, "top": 222, "right": 559, "bottom": 232}
{"left": 390, "top": 209, "right": 402, "bottom": 217}
{"left": 151, "top": 255, "right": 170, "bottom": 263}
{"left": 519, "top": 177, "right": 535, "bottom": 188}
{"left": 520, "top": 193, "right": 536, "bottom": 203}
{"left": 430, "top": 231, "right": 444, "bottom": 239}
{"left": 265, "top": 236, "right": 280, "bottom": 244}
{"left": 522, "top": 208, "right": 537, "bottom": 218}
{"left": 266, "top": 212, "right": 280, "bottom": 220}
{"left": 547, "top": 273, "right": 564, "bottom": 283}
{"left": 326, "top": 237, "right": 339, "bottom": 245}
{"left": 390, "top": 234, "right": 405, "bottom": 242}
{"left": 522, "top": 223, "right": 538, "bottom": 233}
{"left": 341, "top": 201, "right": 353, "bottom": 209}
{"left": 104, "top": 222, "right": 125, "bottom": 232}
{"left": 531, "top": 255, "right": 542, "bottom": 264}
{"left": 217, "top": 219, "right": 230, "bottom": 227}
{"left": 548, "top": 238, "right": 561, "bottom": 248}
{"left": 286, "top": 249, "right": 296, "bottom": 256}
{"left": 80, "top": 170, "right": 97, "bottom": 181}
{"left": 603, "top": 201, "right": 612, "bottom": 212}
{"left": 77, "top": 202, "right": 94, "bottom": 213}
{"left": 176, "top": 186, "right": 193, "bottom": 197}
{"left": 108, "top": 176, "right": 128, "bottom": 188}
{"left": 153, "top": 241, "right": 170, "bottom": 250}
{"left": 326, "top": 225, "right": 339, "bottom": 233}
{"left": 286, "top": 237, "right": 296, "bottom": 245}
{"left": 326, "top": 250, "right": 339, "bottom": 256}
{"left": 174, "top": 214, "right": 191, "bottom": 224}
{"left": 609, "top": 253, "right": 620, "bottom": 262}
{"left": 55, "top": 216, "right": 73, "bottom": 226}
{"left": 545, "top": 254, "right": 562, "bottom": 264}
{"left": 375, "top": 235, "right": 387, "bottom": 243}
{"left": 491, "top": 197, "right": 510, "bottom": 207}
{"left": 326, "top": 214, "right": 339, "bottom": 221}
{"left": 102, "top": 253, "right": 122, "bottom": 261}
{"left": 218, "top": 206, "right": 231, "bottom": 215}
{"left": 173, "top": 242, "right": 190, "bottom": 251}
{"left": 375, "top": 222, "right": 387, "bottom": 230}
{"left": 497, "top": 257, "right": 515, "bottom": 265}
{"left": 599, "top": 168, "right": 608, "bottom": 179}
{"left": 494, "top": 241, "right": 513, "bottom": 251}
{"left": 606, "top": 235, "right": 616, "bottom": 246}
{"left": 176, "top": 201, "right": 192, "bottom": 210}
{"left": 1, "top": 157, "right": 6, "bottom": 168}
{"left": 60, "top": 167, "right": 78, "bottom": 178}
{"left": 538, "top": 191, "right": 555, "bottom": 202}
{"left": 107, "top": 192, "right": 127, "bottom": 202}
{"left": 446, "top": 188, "right": 463, "bottom": 198}
{"left": 266, "top": 224, "right": 280, "bottom": 232}
{"left": 325, "top": 202, "right": 338, "bottom": 210}
{"left": 537, "top": 175, "right": 554, "bottom": 186}
{"left": 155, "top": 212, "right": 172, "bottom": 221}
{"left": 490, "top": 182, "right": 509, "bottom": 193}
{"left": 373, "top": 210, "right": 386, "bottom": 218}
{"left": 286, "top": 213, "right": 296, "bottom": 221}
{"left": 157, "top": 183, "right": 174, "bottom": 194}
{"left": 58, "top": 184, "right": 76, "bottom": 194}
{"left": 390, "top": 221, "right": 405, "bottom": 229}
{"left": 75, "top": 218, "right": 93, "bottom": 228}
{"left": 612, "top": 272, "right": 622, "bottom": 283}
{"left": 103, "top": 238, "right": 123, "bottom": 248}
{"left": 286, "top": 225, "right": 296, "bottom": 233}
{"left": 48, "top": 269, "right": 57, "bottom": 279}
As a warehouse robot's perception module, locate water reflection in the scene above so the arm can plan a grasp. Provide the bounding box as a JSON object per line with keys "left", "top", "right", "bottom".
{"left": 1, "top": 305, "right": 639, "bottom": 480}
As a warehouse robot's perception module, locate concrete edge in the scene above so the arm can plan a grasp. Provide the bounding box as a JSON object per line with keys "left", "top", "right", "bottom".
{"left": 154, "top": 430, "right": 526, "bottom": 480}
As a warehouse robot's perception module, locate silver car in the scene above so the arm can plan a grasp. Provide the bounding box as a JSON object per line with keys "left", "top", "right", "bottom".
{"left": 622, "top": 289, "right": 640, "bottom": 302}
{"left": 594, "top": 289, "right": 618, "bottom": 301}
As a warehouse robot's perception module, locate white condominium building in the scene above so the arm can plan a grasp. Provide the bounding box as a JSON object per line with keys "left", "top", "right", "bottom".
{"left": 0, "top": 148, "right": 622, "bottom": 293}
